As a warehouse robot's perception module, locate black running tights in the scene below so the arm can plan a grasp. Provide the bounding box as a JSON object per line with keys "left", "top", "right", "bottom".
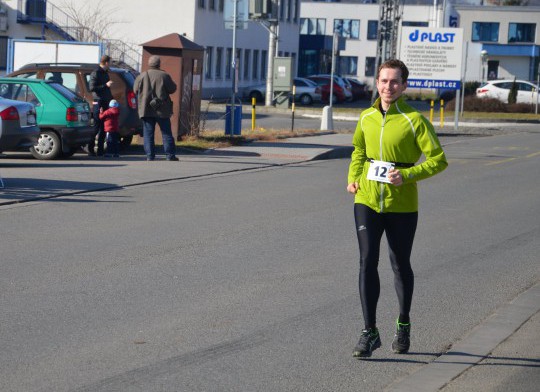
{"left": 354, "top": 203, "right": 418, "bottom": 330}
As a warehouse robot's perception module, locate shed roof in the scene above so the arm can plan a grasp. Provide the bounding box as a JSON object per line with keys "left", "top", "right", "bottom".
{"left": 141, "top": 33, "right": 204, "bottom": 51}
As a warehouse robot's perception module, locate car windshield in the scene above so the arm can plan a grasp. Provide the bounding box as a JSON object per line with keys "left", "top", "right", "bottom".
{"left": 48, "top": 82, "right": 86, "bottom": 103}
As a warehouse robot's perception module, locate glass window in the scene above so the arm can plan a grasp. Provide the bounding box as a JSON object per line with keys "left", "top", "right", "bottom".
{"left": 261, "top": 50, "right": 267, "bottom": 80}
{"left": 472, "top": 22, "right": 499, "bottom": 42}
{"left": 198, "top": 0, "right": 205, "bottom": 9}
{"left": 508, "top": 23, "right": 535, "bottom": 43}
{"left": 300, "top": 18, "right": 325, "bottom": 35}
{"left": 215, "top": 47, "right": 223, "bottom": 79}
{"left": 49, "top": 82, "right": 86, "bottom": 102}
{"left": 44, "top": 72, "right": 78, "bottom": 93}
{"left": 205, "top": 46, "right": 213, "bottom": 79}
{"left": 402, "top": 21, "right": 429, "bottom": 27}
{"left": 236, "top": 49, "right": 242, "bottom": 80}
{"left": 209, "top": 0, "right": 215, "bottom": 10}
{"left": 252, "top": 50, "right": 259, "bottom": 80}
{"left": 244, "top": 49, "right": 251, "bottom": 80}
{"left": 13, "top": 72, "right": 38, "bottom": 79}
{"left": 334, "top": 19, "right": 360, "bottom": 39}
{"left": 365, "top": 57, "right": 376, "bottom": 77}
{"left": 0, "top": 36, "right": 8, "bottom": 70}
{"left": 338, "top": 56, "right": 358, "bottom": 76}
{"left": 517, "top": 82, "right": 534, "bottom": 92}
{"left": 0, "top": 83, "right": 39, "bottom": 105}
{"left": 367, "top": 20, "right": 378, "bottom": 40}
{"left": 226, "top": 48, "right": 232, "bottom": 80}
{"left": 219, "top": 0, "right": 224, "bottom": 12}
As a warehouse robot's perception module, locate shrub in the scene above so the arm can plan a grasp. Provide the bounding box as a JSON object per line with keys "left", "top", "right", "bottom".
{"left": 508, "top": 79, "right": 518, "bottom": 104}
{"left": 445, "top": 96, "right": 536, "bottom": 113}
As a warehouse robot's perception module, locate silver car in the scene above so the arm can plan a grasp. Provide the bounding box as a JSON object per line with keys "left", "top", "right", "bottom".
{"left": 244, "top": 77, "right": 322, "bottom": 105}
{"left": 0, "top": 98, "right": 39, "bottom": 153}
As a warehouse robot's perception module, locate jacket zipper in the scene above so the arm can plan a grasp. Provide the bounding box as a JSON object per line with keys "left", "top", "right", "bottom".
{"left": 379, "top": 112, "right": 386, "bottom": 212}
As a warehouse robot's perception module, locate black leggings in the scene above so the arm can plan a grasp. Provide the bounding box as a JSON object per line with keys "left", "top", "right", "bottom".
{"left": 354, "top": 203, "right": 418, "bottom": 329}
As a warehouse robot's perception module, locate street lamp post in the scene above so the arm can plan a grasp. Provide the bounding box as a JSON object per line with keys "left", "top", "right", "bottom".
{"left": 480, "top": 49, "right": 488, "bottom": 84}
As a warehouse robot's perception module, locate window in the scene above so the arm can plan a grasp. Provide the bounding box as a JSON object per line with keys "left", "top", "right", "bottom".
{"left": 338, "top": 56, "right": 358, "bottom": 76}
{"left": 300, "top": 18, "right": 326, "bottom": 35}
{"left": 198, "top": 0, "right": 205, "bottom": 9}
{"left": 205, "top": 46, "right": 213, "bottom": 79}
{"left": 261, "top": 50, "right": 267, "bottom": 80}
{"left": 472, "top": 22, "right": 499, "bottom": 42}
{"left": 252, "top": 50, "right": 259, "bottom": 80}
{"left": 293, "top": 0, "right": 299, "bottom": 23}
{"left": 334, "top": 19, "right": 360, "bottom": 39}
{"left": 402, "top": 21, "right": 429, "bottom": 27}
{"left": 219, "top": 0, "right": 224, "bottom": 12}
{"left": 244, "top": 49, "right": 250, "bottom": 80}
{"left": 44, "top": 72, "right": 78, "bottom": 93}
{"left": 365, "top": 57, "right": 376, "bottom": 77}
{"left": 367, "top": 20, "right": 378, "bottom": 40}
{"left": 508, "top": 23, "right": 536, "bottom": 43}
{"left": 226, "top": 48, "right": 232, "bottom": 79}
{"left": 215, "top": 47, "right": 223, "bottom": 79}
{"left": 209, "top": 0, "right": 215, "bottom": 10}
{"left": 236, "top": 49, "right": 242, "bottom": 80}
{"left": 0, "top": 83, "right": 40, "bottom": 106}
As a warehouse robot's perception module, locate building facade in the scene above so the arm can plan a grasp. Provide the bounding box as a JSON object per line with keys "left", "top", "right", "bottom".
{"left": 299, "top": 0, "right": 540, "bottom": 86}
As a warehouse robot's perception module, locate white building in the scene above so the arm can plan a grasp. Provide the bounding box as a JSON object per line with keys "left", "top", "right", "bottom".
{"left": 299, "top": 0, "right": 540, "bottom": 86}
{"left": 106, "top": 0, "right": 302, "bottom": 99}
{"left": 0, "top": 0, "right": 302, "bottom": 99}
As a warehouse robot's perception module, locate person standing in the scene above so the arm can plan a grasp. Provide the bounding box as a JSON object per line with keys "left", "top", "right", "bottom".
{"left": 99, "top": 99, "right": 121, "bottom": 158}
{"left": 347, "top": 59, "right": 448, "bottom": 358}
{"left": 133, "top": 55, "right": 178, "bottom": 161}
{"left": 89, "top": 55, "right": 114, "bottom": 156}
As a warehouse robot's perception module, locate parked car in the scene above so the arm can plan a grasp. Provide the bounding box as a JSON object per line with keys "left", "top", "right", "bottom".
{"left": 346, "top": 78, "right": 370, "bottom": 100}
{"left": 0, "top": 78, "right": 93, "bottom": 160}
{"left": 476, "top": 79, "right": 539, "bottom": 104}
{"left": 0, "top": 97, "right": 40, "bottom": 154}
{"left": 306, "top": 75, "right": 349, "bottom": 104}
{"left": 244, "top": 77, "right": 322, "bottom": 105}
{"left": 307, "top": 74, "right": 353, "bottom": 102}
{"left": 9, "top": 63, "right": 141, "bottom": 146}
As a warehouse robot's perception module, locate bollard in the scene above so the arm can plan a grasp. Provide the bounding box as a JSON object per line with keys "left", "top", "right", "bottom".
{"left": 251, "top": 97, "right": 256, "bottom": 131}
{"left": 440, "top": 99, "right": 445, "bottom": 128}
{"left": 429, "top": 100, "right": 434, "bottom": 123}
{"left": 291, "top": 85, "right": 296, "bottom": 132}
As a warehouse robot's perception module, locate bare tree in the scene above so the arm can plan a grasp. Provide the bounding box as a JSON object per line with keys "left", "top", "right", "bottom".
{"left": 55, "top": 0, "right": 123, "bottom": 42}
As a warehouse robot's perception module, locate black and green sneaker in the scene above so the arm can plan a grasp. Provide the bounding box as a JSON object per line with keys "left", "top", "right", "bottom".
{"left": 391, "top": 320, "right": 411, "bottom": 354}
{"left": 352, "top": 328, "right": 381, "bottom": 358}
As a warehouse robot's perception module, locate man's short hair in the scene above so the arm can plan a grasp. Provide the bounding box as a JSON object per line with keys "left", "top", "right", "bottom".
{"left": 100, "top": 55, "right": 111, "bottom": 65}
{"left": 377, "top": 59, "right": 409, "bottom": 83}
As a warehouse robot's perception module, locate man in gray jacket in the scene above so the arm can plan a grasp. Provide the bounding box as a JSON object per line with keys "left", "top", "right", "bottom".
{"left": 134, "top": 55, "right": 178, "bottom": 161}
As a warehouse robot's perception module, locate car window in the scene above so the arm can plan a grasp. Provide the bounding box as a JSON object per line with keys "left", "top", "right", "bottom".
{"left": 295, "top": 79, "right": 307, "bottom": 87}
{"left": 0, "top": 83, "right": 40, "bottom": 105}
{"left": 45, "top": 72, "right": 79, "bottom": 93}
{"left": 15, "top": 72, "right": 38, "bottom": 79}
{"left": 493, "top": 82, "right": 512, "bottom": 89}
{"left": 517, "top": 83, "right": 534, "bottom": 92}
{"left": 48, "top": 82, "right": 86, "bottom": 103}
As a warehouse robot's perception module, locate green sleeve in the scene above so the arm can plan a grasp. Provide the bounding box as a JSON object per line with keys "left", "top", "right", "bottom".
{"left": 401, "top": 117, "right": 448, "bottom": 184}
{"left": 347, "top": 121, "right": 367, "bottom": 184}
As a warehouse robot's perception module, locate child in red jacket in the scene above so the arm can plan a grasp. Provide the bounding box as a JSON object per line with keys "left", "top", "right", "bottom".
{"left": 99, "top": 100, "right": 120, "bottom": 157}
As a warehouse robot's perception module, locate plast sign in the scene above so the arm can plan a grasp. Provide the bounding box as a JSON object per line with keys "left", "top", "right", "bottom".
{"left": 400, "top": 27, "right": 463, "bottom": 90}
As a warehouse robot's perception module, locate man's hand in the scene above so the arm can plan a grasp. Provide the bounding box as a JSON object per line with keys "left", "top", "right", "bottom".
{"left": 347, "top": 182, "right": 359, "bottom": 194}
{"left": 388, "top": 168, "right": 403, "bottom": 186}
{"left": 106, "top": 80, "right": 113, "bottom": 88}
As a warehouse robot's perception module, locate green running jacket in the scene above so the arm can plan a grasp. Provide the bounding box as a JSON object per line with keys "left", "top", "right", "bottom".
{"left": 348, "top": 97, "right": 448, "bottom": 213}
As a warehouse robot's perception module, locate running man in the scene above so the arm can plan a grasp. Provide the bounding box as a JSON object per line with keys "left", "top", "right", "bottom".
{"left": 347, "top": 59, "right": 448, "bottom": 358}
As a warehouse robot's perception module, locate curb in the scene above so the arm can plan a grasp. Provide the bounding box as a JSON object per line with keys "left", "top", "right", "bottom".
{"left": 385, "top": 282, "right": 540, "bottom": 392}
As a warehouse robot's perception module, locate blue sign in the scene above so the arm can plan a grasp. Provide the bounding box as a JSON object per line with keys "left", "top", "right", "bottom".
{"left": 408, "top": 79, "right": 461, "bottom": 90}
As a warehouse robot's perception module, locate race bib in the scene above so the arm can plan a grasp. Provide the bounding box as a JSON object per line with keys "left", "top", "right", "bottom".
{"left": 366, "top": 160, "right": 394, "bottom": 183}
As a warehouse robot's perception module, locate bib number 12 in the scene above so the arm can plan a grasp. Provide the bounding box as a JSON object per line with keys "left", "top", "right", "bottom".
{"left": 367, "top": 160, "right": 394, "bottom": 183}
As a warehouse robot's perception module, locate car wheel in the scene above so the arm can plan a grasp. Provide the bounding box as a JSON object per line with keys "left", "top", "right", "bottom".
{"left": 120, "top": 135, "right": 133, "bottom": 149}
{"left": 30, "top": 131, "right": 61, "bottom": 160}
{"left": 299, "top": 94, "right": 313, "bottom": 106}
{"left": 249, "top": 91, "right": 263, "bottom": 103}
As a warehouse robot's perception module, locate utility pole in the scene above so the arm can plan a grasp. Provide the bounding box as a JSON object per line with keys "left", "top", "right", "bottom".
{"left": 371, "top": 0, "right": 403, "bottom": 102}
{"left": 265, "top": 22, "right": 277, "bottom": 106}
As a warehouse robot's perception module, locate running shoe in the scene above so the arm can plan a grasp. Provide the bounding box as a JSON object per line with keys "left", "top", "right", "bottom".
{"left": 352, "top": 328, "right": 381, "bottom": 358}
{"left": 391, "top": 320, "right": 411, "bottom": 354}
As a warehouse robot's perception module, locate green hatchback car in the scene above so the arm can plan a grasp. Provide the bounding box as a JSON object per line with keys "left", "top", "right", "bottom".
{"left": 0, "top": 78, "right": 92, "bottom": 159}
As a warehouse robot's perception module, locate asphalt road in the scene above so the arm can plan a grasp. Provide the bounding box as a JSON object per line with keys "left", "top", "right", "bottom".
{"left": 1, "top": 131, "right": 539, "bottom": 391}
